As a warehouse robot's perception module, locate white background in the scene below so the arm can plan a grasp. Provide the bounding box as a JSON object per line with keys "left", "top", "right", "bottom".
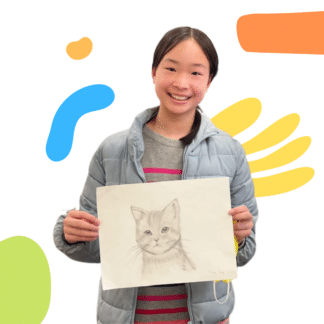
{"left": 0, "top": 1, "right": 323, "bottom": 323}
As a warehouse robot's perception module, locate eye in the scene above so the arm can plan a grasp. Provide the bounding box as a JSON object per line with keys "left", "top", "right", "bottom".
{"left": 166, "top": 67, "right": 176, "bottom": 72}
{"left": 144, "top": 230, "right": 152, "bottom": 236}
{"left": 192, "top": 72, "right": 202, "bottom": 76}
{"left": 161, "top": 227, "right": 169, "bottom": 233}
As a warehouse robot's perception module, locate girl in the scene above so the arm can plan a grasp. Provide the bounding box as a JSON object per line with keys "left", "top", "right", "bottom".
{"left": 54, "top": 26, "right": 257, "bottom": 324}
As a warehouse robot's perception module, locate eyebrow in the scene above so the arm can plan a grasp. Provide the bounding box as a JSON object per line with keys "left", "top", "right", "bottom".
{"left": 164, "top": 58, "right": 207, "bottom": 69}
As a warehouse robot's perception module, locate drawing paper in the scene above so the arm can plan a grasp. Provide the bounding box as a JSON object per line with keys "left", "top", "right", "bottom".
{"left": 97, "top": 177, "right": 237, "bottom": 290}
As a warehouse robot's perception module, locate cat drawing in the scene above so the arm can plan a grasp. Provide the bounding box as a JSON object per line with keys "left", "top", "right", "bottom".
{"left": 130, "top": 198, "right": 196, "bottom": 280}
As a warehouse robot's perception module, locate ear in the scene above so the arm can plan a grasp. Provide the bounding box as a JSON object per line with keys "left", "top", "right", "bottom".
{"left": 152, "top": 68, "right": 157, "bottom": 84}
{"left": 131, "top": 206, "right": 148, "bottom": 221}
{"left": 163, "top": 199, "right": 180, "bottom": 221}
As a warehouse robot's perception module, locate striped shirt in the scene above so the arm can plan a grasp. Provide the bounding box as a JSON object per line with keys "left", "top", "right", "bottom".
{"left": 134, "top": 124, "right": 189, "bottom": 324}
{"left": 135, "top": 284, "right": 190, "bottom": 324}
{"left": 141, "top": 124, "right": 184, "bottom": 183}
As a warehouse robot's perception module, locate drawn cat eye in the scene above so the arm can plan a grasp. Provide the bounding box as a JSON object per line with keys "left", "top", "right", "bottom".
{"left": 144, "top": 230, "right": 152, "bottom": 235}
{"left": 161, "top": 227, "right": 169, "bottom": 233}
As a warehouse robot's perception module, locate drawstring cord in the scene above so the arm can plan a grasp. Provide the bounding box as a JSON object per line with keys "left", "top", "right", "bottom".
{"left": 214, "top": 280, "right": 230, "bottom": 304}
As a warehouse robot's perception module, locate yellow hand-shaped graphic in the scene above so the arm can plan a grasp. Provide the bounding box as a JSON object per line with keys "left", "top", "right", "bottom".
{"left": 212, "top": 98, "right": 314, "bottom": 197}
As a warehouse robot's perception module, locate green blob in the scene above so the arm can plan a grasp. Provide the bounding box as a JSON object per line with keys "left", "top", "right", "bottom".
{"left": 0, "top": 236, "right": 51, "bottom": 323}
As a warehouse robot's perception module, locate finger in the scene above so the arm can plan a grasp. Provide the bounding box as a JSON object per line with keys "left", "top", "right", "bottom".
{"left": 67, "top": 210, "right": 101, "bottom": 226}
{"left": 64, "top": 227, "right": 100, "bottom": 238}
{"left": 64, "top": 217, "right": 99, "bottom": 232}
{"left": 234, "top": 229, "right": 252, "bottom": 239}
{"left": 63, "top": 226, "right": 99, "bottom": 237}
{"left": 234, "top": 220, "right": 253, "bottom": 231}
{"left": 228, "top": 205, "right": 248, "bottom": 215}
{"left": 65, "top": 234, "right": 98, "bottom": 244}
{"left": 231, "top": 211, "right": 253, "bottom": 222}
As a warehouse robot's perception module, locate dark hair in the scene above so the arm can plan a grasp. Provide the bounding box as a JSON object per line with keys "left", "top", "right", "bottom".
{"left": 151, "top": 26, "right": 219, "bottom": 146}
{"left": 152, "top": 26, "right": 219, "bottom": 83}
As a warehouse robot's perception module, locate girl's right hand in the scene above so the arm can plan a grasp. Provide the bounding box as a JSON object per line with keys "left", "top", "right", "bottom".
{"left": 63, "top": 209, "right": 101, "bottom": 244}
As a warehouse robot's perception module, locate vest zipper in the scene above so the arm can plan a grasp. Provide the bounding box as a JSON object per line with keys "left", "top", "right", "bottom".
{"left": 185, "top": 283, "right": 194, "bottom": 323}
{"left": 133, "top": 144, "right": 147, "bottom": 183}
{"left": 131, "top": 287, "right": 139, "bottom": 323}
{"left": 181, "top": 146, "right": 189, "bottom": 180}
{"left": 181, "top": 133, "right": 215, "bottom": 180}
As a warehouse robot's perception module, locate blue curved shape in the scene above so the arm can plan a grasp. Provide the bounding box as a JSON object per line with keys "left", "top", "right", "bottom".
{"left": 46, "top": 84, "right": 115, "bottom": 162}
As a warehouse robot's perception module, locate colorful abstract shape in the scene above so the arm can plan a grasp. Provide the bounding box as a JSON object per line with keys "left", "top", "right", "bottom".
{"left": 237, "top": 11, "right": 324, "bottom": 54}
{"left": 66, "top": 37, "right": 93, "bottom": 60}
{"left": 253, "top": 167, "right": 315, "bottom": 197}
{"left": 0, "top": 236, "right": 51, "bottom": 323}
{"left": 211, "top": 98, "right": 261, "bottom": 137}
{"left": 46, "top": 84, "right": 115, "bottom": 162}
{"left": 248, "top": 136, "right": 311, "bottom": 173}
{"left": 242, "top": 113, "right": 300, "bottom": 155}
{"left": 212, "top": 100, "right": 314, "bottom": 197}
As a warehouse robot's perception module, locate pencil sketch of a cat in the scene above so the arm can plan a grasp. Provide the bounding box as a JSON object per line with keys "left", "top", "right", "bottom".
{"left": 130, "top": 198, "right": 196, "bottom": 279}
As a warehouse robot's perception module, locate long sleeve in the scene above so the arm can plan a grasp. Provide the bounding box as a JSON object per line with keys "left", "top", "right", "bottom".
{"left": 231, "top": 140, "right": 258, "bottom": 267}
{"left": 53, "top": 147, "right": 106, "bottom": 263}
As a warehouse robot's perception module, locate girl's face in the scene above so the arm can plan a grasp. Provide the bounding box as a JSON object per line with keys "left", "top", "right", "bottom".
{"left": 152, "top": 39, "right": 211, "bottom": 118}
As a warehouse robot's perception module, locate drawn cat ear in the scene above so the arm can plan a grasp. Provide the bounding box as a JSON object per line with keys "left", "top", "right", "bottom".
{"left": 131, "top": 206, "right": 148, "bottom": 221}
{"left": 163, "top": 199, "right": 180, "bottom": 221}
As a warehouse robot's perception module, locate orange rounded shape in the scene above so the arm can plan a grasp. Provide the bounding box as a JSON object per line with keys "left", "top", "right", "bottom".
{"left": 237, "top": 12, "right": 324, "bottom": 55}
{"left": 66, "top": 37, "right": 93, "bottom": 60}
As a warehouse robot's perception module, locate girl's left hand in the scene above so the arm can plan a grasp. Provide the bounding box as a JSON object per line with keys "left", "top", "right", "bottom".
{"left": 228, "top": 205, "right": 253, "bottom": 245}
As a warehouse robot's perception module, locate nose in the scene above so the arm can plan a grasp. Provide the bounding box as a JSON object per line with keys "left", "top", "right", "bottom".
{"left": 173, "top": 73, "right": 189, "bottom": 89}
{"left": 154, "top": 238, "right": 159, "bottom": 242}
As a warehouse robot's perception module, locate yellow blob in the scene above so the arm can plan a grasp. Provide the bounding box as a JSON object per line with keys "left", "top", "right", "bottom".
{"left": 211, "top": 98, "right": 261, "bottom": 136}
{"left": 253, "top": 167, "right": 314, "bottom": 197}
{"left": 234, "top": 236, "right": 239, "bottom": 255}
{"left": 66, "top": 37, "right": 93, "bottom": 60}
{"left": 215, "top": 224, "right": 238, "bottom": 284}
{"left": 242, "top": 113, "right": 300, "bottom": 155}
{"left": 249, "top": 136, "right": 311, "bottom": 173}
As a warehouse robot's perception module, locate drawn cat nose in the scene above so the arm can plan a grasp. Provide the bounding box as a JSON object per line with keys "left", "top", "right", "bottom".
{"left": 154, "top": 238, "right": 159, "bottom": 242}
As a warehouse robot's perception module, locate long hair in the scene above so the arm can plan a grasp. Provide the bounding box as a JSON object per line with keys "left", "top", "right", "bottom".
{"left": 151, "top": 27, "right": 219, "bottom": 145}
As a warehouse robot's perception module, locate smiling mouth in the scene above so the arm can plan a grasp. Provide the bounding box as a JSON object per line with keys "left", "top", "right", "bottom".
{"left": 168, "top": 93, "right": 191, "bottom": 101}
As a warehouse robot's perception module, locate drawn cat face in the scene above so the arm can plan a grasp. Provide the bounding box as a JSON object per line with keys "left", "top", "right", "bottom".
{"left": 131, "top": 199, "right": 181, "bottom": 255}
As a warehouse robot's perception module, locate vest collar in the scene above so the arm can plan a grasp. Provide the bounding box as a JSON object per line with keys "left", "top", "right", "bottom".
{"left": 128, "top": 107, "right": 220, "bottom": 161}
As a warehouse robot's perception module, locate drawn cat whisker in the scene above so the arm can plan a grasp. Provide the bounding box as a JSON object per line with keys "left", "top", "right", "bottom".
{"left": 127, "top": 243, "right": 150, "bottom": 256}
{"left": 127, "top": 244, "right": 150, "bottom": 265}
{"left": 127, "top": 248, "right": 145, "bottom": 266}
{"left": 126, "top": 245, "right": 142, "bottom": 256}
{"left": 127, "top": 250, "right": 143, "bottom": 266}
{"left": 134, "top": 244, "right": 151, "bottom": 266}
{"left": 128, "top": 245, "right": 140, "bottom": 251}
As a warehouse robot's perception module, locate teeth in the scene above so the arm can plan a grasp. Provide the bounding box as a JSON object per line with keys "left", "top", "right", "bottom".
{"left": 171, "top": 94, "right": 189, "bottom": 101}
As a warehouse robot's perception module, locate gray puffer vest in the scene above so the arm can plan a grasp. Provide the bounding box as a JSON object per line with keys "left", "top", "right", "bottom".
{"left": 53, "top": 107, "right": 258, "bottom": 323}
